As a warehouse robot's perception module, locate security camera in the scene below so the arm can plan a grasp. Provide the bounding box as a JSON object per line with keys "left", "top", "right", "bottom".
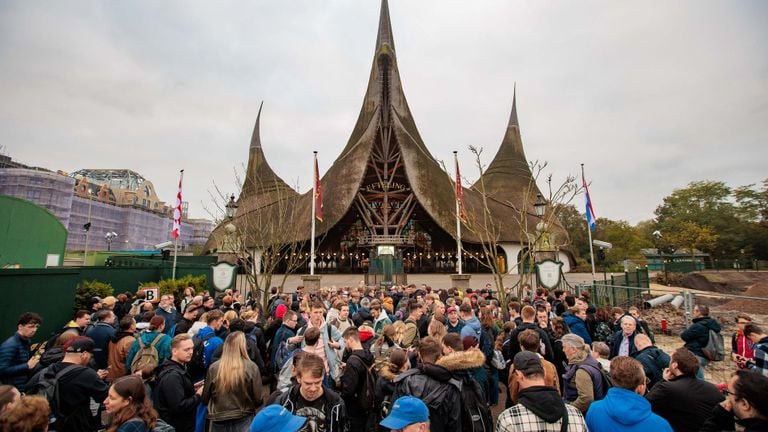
{"left": 154, "top": 241, "right": 173, "bottom": 250}
{"left": 592, "top": 240, "right": 613, "bottom": 249}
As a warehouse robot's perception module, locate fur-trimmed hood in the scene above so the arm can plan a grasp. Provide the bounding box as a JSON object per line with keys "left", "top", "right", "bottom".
{"left": 436, "top": 348, "right": 485, "bottom": 371}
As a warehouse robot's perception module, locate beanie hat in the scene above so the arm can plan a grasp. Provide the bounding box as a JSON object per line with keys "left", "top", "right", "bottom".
{"left": 275, "top": 303, "right": 288, "bottom": 320}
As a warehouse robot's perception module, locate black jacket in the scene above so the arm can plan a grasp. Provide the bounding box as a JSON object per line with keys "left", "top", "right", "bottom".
{"left": 700, "top": 404, "right": 768, "bottom": 432}
{"left": 155, "top": 359, "right": 201, "bottom": 432}
{"left": 274, "top": 383, "right": 348, "bottom": 432}
{"left": 681, "top": 316, "right": 721, "bottom": 358}
{"left": 631, "top": 346, "right": 669, "bottom": 390}
{"left": 646, "top": 374, "right": 724, "bottom": 432}
{"left": 518, "top": 385, "right": 570, "bottom": 424}
{"left": 609, "top": 330, "right": 638, "bottom": 358}
{"left": 393, "top": 362, "right": 462, "bottom": 432}
{"left": 503, "top": 322, "right": 555, "bottom": 363}
{"left": 26, "top": 361, "right": 109, "bottom": 432}
{"left": 340, "top": 349, "right": 374, "bottom": 418}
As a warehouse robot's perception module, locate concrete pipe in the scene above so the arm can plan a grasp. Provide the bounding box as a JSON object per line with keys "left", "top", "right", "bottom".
{"left": 670, "top": 295, "right": 684, "bottom": 309}
{"left": 643, "top": 293, "right": 675, "bottom": 309}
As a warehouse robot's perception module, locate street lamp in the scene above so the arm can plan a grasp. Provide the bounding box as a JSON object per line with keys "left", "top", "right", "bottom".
{"left": 533, "top": 193, "right": 546, "bottom": 217}
{"left": 83, "top": 188, "right": 94, "bottom": 264}
{"left": 105, "top": 232, "right": 118, "bottom": 251}
{"left": 225, "top": 194, "right": 238, "bottom": 219}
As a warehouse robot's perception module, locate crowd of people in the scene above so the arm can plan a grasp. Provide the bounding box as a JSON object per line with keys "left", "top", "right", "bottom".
{"left": 0, "top": 282, "right": 767, "bottom": 432}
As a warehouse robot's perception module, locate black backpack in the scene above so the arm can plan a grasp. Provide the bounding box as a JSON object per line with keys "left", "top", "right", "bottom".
{"left": 458, "top": 374, "right": 493, "bottom": 432}
{"left": 187, "top": 332, "right": 214, "bottom": 378}
{"left": 479, "top": 327, "right": 495, "bottom": 364}
{"left": 28, "top": 364, "right": 79, "bottom": 422}
{"left": 350, "top": 354, "right": 377, "bottom": 412}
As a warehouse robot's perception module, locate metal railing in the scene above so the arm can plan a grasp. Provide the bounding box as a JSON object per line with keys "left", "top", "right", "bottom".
{"left": 576, "top": 283, "right": 650, "bottom": 309}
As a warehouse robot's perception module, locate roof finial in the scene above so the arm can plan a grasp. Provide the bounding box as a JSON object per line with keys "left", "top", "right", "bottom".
{"left": 508, "top": 83, "right": 519, "bottom": 128}
{"left": 375, "top": 0, "right": 396, "bottom": 54}
{"left": 250, "top": 101, "right": 264, "bottom": 150}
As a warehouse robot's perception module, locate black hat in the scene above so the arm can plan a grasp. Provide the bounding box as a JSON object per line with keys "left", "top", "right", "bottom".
{"left": 64, "top": 336, "right": 101, "bottom": 353}
{"left": 513, "top": 351, "right": 544, "bottom": 374}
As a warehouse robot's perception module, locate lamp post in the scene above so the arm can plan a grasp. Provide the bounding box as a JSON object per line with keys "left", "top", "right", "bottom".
{"left": 105, "top": 232, "right": 118, "bottom": 251}
{"left": 83, "top": 188, "right": 94, "bottom": 264}
{"left": 652, "top": 230, "right": 665, "bottom": 282}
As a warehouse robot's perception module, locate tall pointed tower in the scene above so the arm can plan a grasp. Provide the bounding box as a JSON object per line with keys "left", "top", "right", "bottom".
{"left": 473, "top": 86, "right": 542, "bottom": 207}
{"left": 206, "top": 0, "right": 573, "bottom": 274}
{"left": 240, "top": 102, "right": 297, "bottom": 204}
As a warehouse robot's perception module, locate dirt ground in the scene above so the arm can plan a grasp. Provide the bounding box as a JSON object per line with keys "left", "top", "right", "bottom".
{"left": 641, "top": 271, "right": 768, "bottom": 384}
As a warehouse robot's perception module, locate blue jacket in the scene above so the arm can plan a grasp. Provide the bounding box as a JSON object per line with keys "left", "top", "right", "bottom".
{"left": 0, "top": 333, "right": 32, "bottom": 391}
{"left": 125, "top": 331, "right": 172, "bottom": 372}
{"left": 196, "top": 326, "right": 223, "bottom": 369}
{"left": 563, "top": 312, "right": 592, "bottom": 344}
{"left": 85, "top": 322, "right": 116, "bottom": 369}
{"left": 681, "top": 316, "right": 721, "bottom": 358}
{"left": 586, "top": 387, "right": 673, "bottom": 432}
{"left": 154, "top": 308, "right": 178, "bottom": 334}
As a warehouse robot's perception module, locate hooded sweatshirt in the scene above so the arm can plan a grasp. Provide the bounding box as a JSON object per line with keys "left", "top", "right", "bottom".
{"left": 681, "top": 316, "right": 721, "bottom": 358}
{"left": 586, "top": 387, "right": 672, "bottom": 432}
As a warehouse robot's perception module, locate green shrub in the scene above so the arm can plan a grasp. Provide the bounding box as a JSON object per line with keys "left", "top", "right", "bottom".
{"left": 138, "top": 274, "right": 207, "bottom": 301}
{"left": 74, "top": 280, "right": 114, "bottom": 311}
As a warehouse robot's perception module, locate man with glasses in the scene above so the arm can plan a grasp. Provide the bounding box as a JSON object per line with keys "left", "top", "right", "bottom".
{"left": 701, "top": 369, "right": 768, "bottom": 432}
{"left": 0, "top": 312, "right": 42, "bottom": 391}
{"left": 646, "top": 347, "right": 723, "bottom": 432}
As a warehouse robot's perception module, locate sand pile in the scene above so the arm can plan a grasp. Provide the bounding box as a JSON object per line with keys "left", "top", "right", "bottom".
{"left": 721, "top": 283, "right": 768, "bottom": 314}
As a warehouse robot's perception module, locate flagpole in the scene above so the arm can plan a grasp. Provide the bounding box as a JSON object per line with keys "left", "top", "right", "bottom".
{"left": 582, "top": 164, "right": 597, "bottom": 282}
{"left": 172, "top": 169, "right": 184, "bottom": 280}
{"left": 310, "top": 151, "right": 317, "bottom": 276}
{"left": 454, "top": 151, "right": 463, "bottom": 275}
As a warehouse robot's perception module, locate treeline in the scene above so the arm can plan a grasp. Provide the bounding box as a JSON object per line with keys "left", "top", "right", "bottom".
{"left": 558, "top": 179, "right": 768, "bottom": 269}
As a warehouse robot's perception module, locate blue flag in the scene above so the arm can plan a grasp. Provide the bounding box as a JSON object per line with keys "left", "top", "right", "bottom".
{"left": 583, "top": 173, "right": 596, "bottom": 231}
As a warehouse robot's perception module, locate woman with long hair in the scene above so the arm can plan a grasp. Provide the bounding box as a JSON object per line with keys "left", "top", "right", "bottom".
{"left": 202, "top": 331, "right": 263, "bottom": 431}
{"left": 103, "top": 375, "right": 158, "bottom": 432}
{"left": 371, "top": 324, "right": 402, "bottom": 370}
{"left": 375, "top": 347, "right": 409, "bottom": 429}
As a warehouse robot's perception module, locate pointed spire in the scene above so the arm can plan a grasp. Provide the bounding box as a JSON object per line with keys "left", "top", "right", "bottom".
{"left": 508, "top": 82, "right": 519, "bottom": 128}
{"left": 250, "top": 101, "right": 264, "bottom": 150}
{"left": 375, "top": 0, "right": 396, "bottom": 55}
{"left": 473, "top": 87, "right": 540, "bottom": 203}
{"left": 241, "top": 102, "right": 297, "bottom": 200}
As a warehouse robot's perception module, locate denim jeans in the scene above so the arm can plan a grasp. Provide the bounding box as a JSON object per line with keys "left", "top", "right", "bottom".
{"left": 695, "top": 354, "right": 709, "bottom": 379}
{"left": 211, "top": 415, "right": 254, "bottom": 432}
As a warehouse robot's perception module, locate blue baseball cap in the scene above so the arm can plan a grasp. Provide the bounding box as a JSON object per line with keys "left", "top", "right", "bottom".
{"left": 250, "top": 405, "right": 306, "bottom": 432}
{"left": 380, "top": 396, "right": 429, "bottom": 429}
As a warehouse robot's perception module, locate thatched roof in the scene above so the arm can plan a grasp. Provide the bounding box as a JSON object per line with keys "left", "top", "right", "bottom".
{"left": 206, "top": 0, "right": 568, "bottom": 252}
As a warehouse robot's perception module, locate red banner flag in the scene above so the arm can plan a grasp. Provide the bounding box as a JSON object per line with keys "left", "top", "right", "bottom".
{"left": 314, "top": 158, "right": 323, "bottom": 222}
{"left": 455, "top": 157, "right": 467, "bottom": 223}
{"left": 172, "top": 170, "right": 184, "bottom": 239}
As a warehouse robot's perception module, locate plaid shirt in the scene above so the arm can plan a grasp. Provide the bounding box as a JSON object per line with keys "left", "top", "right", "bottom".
{"left": 497, "top": 403, "right": 587, "bottom": 432}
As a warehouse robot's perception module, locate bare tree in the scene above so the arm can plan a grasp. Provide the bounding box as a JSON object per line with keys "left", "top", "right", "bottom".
{"left": 208, "top": 168, "right": 310, "bottom": 310}
{"left": 458, "top": 146, "right": 580, "bottom": 308}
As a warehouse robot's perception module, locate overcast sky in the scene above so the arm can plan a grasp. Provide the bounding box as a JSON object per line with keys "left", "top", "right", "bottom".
{"left": 1, "top": 0, "right": 766, "bottom": 225}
